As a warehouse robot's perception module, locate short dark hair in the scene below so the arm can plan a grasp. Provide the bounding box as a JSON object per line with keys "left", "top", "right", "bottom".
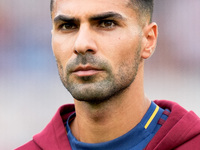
{"left": 50, "top": 0, "right": 154, "bottom": 24}
{"left": 50, "top": 0, "right": 54, "bottom": 13}
{"left": 130, "top": 0, "right": 154, "bottom": 24}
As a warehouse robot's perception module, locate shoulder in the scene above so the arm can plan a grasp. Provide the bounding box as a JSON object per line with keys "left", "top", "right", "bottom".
{"left": 15, "top": 104, "right": 75, "bottom": 150}
{"left": 15, "top": 140, "right": 41, "bottom": 150}
{"left": 145, "top": 100, "right": 200, "bottom": 149}
{"left": 175, "top": 134, "right": 200, "bottom": 150}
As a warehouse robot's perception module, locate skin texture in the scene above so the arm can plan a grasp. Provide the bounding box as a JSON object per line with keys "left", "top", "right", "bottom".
{"left": 51, "top": 0, "right": 158, "bottom": 143}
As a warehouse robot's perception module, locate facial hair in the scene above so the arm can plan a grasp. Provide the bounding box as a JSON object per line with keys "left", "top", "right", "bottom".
{"left": 57, "top": 46, "right": 141, "bottom": 105}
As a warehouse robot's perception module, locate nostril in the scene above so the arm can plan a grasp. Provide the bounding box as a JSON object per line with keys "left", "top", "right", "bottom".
{"left": 74, "top": 49, "right": 79, "bottom": 54}
{"left": 87, "top": 49, "right": 94, "bottom": 53}
{"left": 74, "top": 49, "right": 95, "bottom": 55}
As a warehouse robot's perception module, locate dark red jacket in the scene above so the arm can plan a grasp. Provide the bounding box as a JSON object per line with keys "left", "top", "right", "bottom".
{"left": 16, "top": 100, "right": 200, "bottom": 150}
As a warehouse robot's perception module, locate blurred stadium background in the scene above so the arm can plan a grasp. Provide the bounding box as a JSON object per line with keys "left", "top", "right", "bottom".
{"left": 0, "top": 0, "right": 199, "bottom": 149}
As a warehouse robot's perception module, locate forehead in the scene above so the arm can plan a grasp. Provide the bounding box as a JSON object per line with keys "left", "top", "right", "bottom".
{"left": 52, "top": 0, "right": 135, "bottom": 19}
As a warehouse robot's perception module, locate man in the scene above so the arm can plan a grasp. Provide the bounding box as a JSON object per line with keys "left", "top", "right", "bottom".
{"left": 16, "top": 0, "right": 200, "bottom": 149}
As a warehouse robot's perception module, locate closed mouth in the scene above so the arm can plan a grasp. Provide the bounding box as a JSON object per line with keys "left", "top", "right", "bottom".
{"left": 72, "top": 65, "right": 103, "bottom": 77}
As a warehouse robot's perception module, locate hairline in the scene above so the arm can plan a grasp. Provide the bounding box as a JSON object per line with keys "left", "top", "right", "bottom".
{"left": 50, "top": 0, "right": 153, "bottom": 26}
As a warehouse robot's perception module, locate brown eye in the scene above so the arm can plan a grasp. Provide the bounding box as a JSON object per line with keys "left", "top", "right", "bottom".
{"left": 99, "top": 20, "right": 116, "bottom": 28}
{"left": 60, "top": 23, "right": 77, "bottom": 30}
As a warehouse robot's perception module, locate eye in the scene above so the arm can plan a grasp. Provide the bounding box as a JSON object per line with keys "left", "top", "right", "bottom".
{"left": 59, "top": 23, "right": 77, "bottom": 30}
{"left": 99, "top": 20, "right": 116, "bottom": 29}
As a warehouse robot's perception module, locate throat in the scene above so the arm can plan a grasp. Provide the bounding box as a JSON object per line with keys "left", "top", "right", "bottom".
{"left": 69, "top": 98, "right": 150, "bottom": 143}
{"left": 69, "top": 102, "right": 121, "bottom": 143}
{"left": 70, "top": 113, "right": 122, "bottom": 143}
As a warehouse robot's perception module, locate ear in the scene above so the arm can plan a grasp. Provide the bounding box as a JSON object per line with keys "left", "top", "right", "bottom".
{"left": 141, "top": 22, "right": 158, "bottom": 59}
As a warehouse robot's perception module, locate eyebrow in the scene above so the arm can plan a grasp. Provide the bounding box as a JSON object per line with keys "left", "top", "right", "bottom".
{"left": 53, "top": 12, "right": 125, "bottom": 24}
{"left": 54, "top": 15, "right": 78, "bottom": 24}
{"left": 89, "top": 12, "right": 126, "bottom": 21}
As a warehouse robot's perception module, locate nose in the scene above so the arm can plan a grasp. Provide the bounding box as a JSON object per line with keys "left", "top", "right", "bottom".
{"left": 74, "top": 25, "right": 97, "bottom": 55}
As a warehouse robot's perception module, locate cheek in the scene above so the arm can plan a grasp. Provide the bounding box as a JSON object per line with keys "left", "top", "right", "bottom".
{"left": 101, "top": 33, "right": 141, "bottom": 69}
{"left": 52, "top": 34, "right": 74, "bottom": 68}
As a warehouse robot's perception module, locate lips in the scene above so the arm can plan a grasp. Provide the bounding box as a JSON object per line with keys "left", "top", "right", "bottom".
{"left": 72, "top": 65, "right": 103, "bottom": 77}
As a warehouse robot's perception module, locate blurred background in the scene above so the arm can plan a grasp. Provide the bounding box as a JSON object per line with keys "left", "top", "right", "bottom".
{"left": 0, "top": 0, "right": 199, "bottom": 149}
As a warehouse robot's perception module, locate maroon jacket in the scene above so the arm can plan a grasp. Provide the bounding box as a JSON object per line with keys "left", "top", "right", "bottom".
{"left": 16, "top": 100, "right": 200, "bottom": 150}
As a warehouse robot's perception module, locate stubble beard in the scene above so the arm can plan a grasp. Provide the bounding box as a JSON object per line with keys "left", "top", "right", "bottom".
{"left": 57, "top": 47, "right": 141, "bottom": 105}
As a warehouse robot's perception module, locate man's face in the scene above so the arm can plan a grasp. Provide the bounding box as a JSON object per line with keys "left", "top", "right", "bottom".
{"left": 51, "top": 0, "right": 145, "bottom": 103}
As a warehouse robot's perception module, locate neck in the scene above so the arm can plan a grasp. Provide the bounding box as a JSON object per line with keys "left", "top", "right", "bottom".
{"left": 70, "top": 64, "right": 151, "bottom": 143}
